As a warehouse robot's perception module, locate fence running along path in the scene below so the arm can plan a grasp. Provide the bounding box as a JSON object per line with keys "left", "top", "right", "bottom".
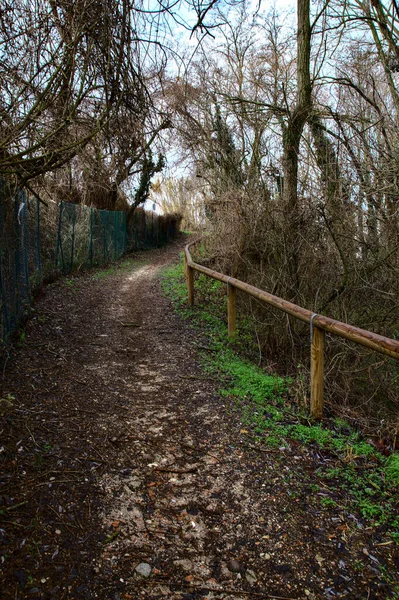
{"left": 0, "top": 182, "right": 181, "bottom": 346}
{"left": 184, "top": 240, "right": 399, "bottom": 419}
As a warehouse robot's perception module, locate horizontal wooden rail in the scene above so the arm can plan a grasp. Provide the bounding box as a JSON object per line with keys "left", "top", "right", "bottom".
{"left": 184, "top": 240, "right": 399, "bottom": 419}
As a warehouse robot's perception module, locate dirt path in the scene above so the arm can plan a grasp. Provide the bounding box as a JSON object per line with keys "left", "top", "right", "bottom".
{"left": 1, "top": 239, "right": 398, "bottom": 600}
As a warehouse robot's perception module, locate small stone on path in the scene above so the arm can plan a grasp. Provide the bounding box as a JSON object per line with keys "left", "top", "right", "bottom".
{"left": 135, "top": 562, "right": 151, "bottom": 578}
{"left": 173, "top": 559, "right": 193, "bottom": 572}
{"left": 227, "top": 559, "right": 242, "bottom": 573}
{"left": 245, "top": 568, "right": 257, "bottom": 583}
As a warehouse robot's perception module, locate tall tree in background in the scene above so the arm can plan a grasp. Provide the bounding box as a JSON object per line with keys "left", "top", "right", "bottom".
{"left": 282, "top": 0, "right": 311, "bottom": 285}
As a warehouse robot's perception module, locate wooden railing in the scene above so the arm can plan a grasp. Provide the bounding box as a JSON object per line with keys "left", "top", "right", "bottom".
{"left": 184, "top": 240, "right": 399, "bottom": 419}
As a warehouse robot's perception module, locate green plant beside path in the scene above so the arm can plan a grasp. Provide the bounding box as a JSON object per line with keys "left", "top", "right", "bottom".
{"left": 161, "top": 256, "right": 399, "bottom": 545}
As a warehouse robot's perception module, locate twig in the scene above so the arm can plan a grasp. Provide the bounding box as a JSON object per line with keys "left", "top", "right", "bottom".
{"left": 34, "top": 479, "right": 85, "bottom": 487}
{"left": 138, "top": 580, "right": 296, "bottom": 599}
{"left": 178, "top": 374, "right": 215, "bottom": 381}
{"left": 194, "top": 344, "right": 217, "bottom": 352}
{"left": 241, "top": 443, "right": 280, "bottom": 454}
{"left": 25, "top": 424, "right": 39, "bottom": 448}
{"left": 46, "top": 347, "right": 66, "bottom": 360}
{"left": 204, "top": 452, "right": 221, "bottom": 462}
{"left": 153, "top": 466, "right": 198, "bottom": 474}
{"left": 117, "top": 320, "right": 140, "bottom": 327}
{"left": 73, "top": 408, "right": 100, "bottom": 415}
{"left": 5, "top": 501, "right": 29, "bottom": 512}
{"left": 375, "top": 541, "right": 394, "bottom": 546}
{"left": 0, "top": 469, "right": 73, "bottom": 492}
{"left": 87, "top": 442, "right": 106, "bottom": 462}
{"left": 183, "top": 588, "right": 296, "bottom": 600}
{"left": 1, "top": 520, "right": 27, "bottom": 528}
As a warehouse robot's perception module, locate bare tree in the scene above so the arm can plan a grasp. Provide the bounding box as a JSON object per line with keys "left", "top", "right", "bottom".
{"left": 0, "top": 1, "right": 133, "bottom": 183}
{"left": 0, "top": 0, "right": 219, "bottom": 193}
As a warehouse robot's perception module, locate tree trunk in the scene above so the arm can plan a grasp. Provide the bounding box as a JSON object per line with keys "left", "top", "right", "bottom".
{"left": 282, "top": 0, "right": 312, "bottom": 292}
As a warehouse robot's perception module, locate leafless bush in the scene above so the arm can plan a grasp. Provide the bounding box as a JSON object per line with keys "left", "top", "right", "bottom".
{"left": 198, "top": 182, "right": 399, "bottom": 434}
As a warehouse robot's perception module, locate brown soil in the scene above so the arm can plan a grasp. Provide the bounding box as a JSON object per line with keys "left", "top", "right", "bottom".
{"left": 1, "top": 237, "right": 398, "bottom": 600}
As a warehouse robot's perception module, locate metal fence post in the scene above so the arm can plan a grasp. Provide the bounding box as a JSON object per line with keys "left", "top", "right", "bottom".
{"left": 55, "top": 201, "right": 63, "bottom": 270}
{"left": 36, "top": 198, "right": 42, "bottom": 279}
{"left": 88, "top": 207, "right": 93, "bottom": 267}
{"left": 70, "top": 206, "right": 76, "bottom": 271}
{"left": 114, "top": 211, "right": 118, "bottom": 261}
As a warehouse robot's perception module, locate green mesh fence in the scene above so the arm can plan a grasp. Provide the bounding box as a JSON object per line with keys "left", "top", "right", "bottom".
{"left": 0, "top": 183, "right": 35, "bottom": 344}
{"left": 128, "top": 208, "right": 180, "bottom": 250}
{"left": 55, "top": 202, "right": 127, "bottom": 272}
{"left": 1, "top": 192, "right": 180, "bottom": 346}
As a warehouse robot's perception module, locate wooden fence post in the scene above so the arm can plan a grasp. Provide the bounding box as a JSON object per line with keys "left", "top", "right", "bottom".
{"left": 310, "top": 325, "right": 325, "bottom": 419}
{"left": 228, "top": 283, "right": 236, "bottom": 337}
{"left": 185, "top": 254, "right": 194, "bottom": 307}
{"left": 187, "top": 267, "right": 194, "bottom": 306}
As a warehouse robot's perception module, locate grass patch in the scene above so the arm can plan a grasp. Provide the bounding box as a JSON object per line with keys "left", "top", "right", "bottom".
{"left": 91, "top": 266, "right": 116, "bottom": 280}
{"left": 160, "top": 255, "right": 399, "bottom": 542}
{"left": 91, "top": 256, "right": 148, "bottom": 281}
{"left": 385, "top": 454, "right": 399, "bottom": 486}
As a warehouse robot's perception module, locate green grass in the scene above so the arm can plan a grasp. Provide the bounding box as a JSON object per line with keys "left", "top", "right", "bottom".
{"left": 90, "top": 256, "right": 148, "bottom": 281}
{"left": 160, "top": 255, "right": 399, "bottom": 543}
{"left": 385, "top": 454, "right": 399, "bottom": 486}
{"left": 91, "top": 266, "right": 117, "bottom": 280}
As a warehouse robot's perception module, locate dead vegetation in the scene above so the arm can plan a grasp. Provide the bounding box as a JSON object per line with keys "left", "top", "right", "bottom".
{"left": 170, "top": 3, "right": 399, "bottom": 436}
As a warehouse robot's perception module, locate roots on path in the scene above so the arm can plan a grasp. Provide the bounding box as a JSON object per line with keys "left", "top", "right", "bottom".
{"left": 0, "top": 238, "right": 398, "bottom": 599}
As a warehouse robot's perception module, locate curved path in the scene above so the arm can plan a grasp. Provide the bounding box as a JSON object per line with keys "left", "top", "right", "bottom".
{"left": 0, "top": 238, "right": 397, "bottom": 599}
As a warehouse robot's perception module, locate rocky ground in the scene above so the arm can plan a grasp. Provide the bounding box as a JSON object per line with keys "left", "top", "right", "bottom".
{"left": 1, "top": 237, "right": 398, "bottom": 599}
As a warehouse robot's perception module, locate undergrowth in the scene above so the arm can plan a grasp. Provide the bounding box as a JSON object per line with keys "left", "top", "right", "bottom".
{"left": 161, "top": 255, "right": 399, "bottom": 545}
